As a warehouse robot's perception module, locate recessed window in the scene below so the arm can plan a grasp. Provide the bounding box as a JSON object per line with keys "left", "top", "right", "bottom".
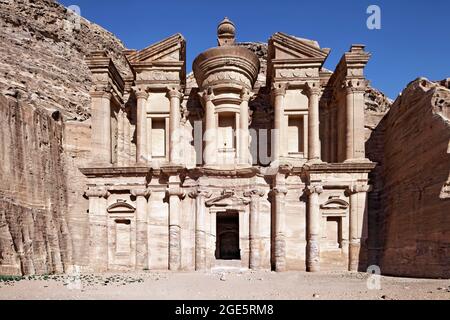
{"left": 287, "top": 115, "right": 304, "bottom": 154}
{"left": 115, "top": 219, "right": 131, "bottom": 254}
{"left": 326, "top": 217, "right": 342, "bottom": 249}
{"left": 151, "top": 118, "right": 166, "bottom": 158}
{"left": 218, "top": 112, "right": 235, "bottom": 150}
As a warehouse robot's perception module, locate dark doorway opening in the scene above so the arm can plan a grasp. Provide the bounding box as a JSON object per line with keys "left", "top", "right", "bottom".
{"left": 215, "top": 211, "right": 240, "bottom": 260}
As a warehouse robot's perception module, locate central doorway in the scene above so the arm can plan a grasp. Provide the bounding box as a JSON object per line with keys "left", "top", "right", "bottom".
{"left": 215, "top": 211, "right": 240, "bottom": 260}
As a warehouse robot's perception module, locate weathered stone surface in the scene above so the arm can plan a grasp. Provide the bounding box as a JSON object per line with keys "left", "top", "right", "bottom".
{"left": 0, "top": 0, "right": 129, "bottom": 275}
{"left": 0, "top": 0, "right": 130, "bottom": 120}
{"left": 0, "top": 94, "right": 71, "bottom": 275}
{"left": 367, "top": 78, "right": 450, "bottom": 278}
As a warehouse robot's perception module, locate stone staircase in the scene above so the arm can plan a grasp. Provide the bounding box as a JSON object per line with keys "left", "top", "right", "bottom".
{"left": 211, "top": 260, "right": 248, "bottom": 273}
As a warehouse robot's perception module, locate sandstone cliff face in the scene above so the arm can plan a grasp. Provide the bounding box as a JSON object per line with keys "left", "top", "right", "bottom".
{"left": 0, "top": 94, "right": 71, "bottom": 275}
{"left": 0, "top": 0, "right": 129, "bottom": 275}
{"left": 0, "top": 0, "right": 130, "bottom": 120}
{"left": 367, "top": 78, "right": 450, "bottom": 278}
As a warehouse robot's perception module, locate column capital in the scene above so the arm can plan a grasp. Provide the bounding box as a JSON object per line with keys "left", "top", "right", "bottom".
{"left": 199, "top": 87, "right": 215, "bottom": 103}
{"left": 345, "top": 184, "right": 372, "bottom": 196}
{"left": 167, "top": 86, "right": 184, "bottom": 100}
{"left": 273, "top": 186, "right": 288, "bottom": 195}
{"left": 131, "top": 187, "right": 151, "bottom": 199}
{"left": 167, "top": 186, "right": 185, "bottom": 199}
{"left": 244, "top": 188, "right": 265, "bottom": 198}
{"left": 188, "top": 188, "right": 212, "bottom": 199}
{"left": 305, "top": 185, "right": 323, "bottom": 195}
{"left": 272, "top": 82, "right": 288, "bottom": 97}
{"left": 240, "top": 87, "right": 253, "bottom": 102}
{"left": 342, "top": 79, "right": 367, "bottom": 94}
{"left": 85, "top": 187, "right": 110, "bottom": 199}
{"left": 90, "top": 89, "right": 113, "bottom": 99}
{"left": 133, "top": 86, "right": 149, "bottom": 100}
{"left": 305, "top": 81, "right": 321, "bottom": 97}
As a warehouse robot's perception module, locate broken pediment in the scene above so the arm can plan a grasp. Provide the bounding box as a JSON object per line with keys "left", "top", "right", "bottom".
{"left": 206, "top": 190, "right": 250, "bottom": 207}
{"left": 125, "top": 34, "right": 186, "bottom": 64}
{"left": 320, "top": 198, "right": 349, "bottom": 210}
{"left": 268, "top": 32, "right": 330, "bottom": 61}
{"left": 107, "top": 201, "right": 136, "bottom": 214}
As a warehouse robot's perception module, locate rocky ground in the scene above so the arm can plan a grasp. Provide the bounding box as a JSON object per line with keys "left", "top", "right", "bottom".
{"left": 0, "top": 270, "right": 449, "bottom": 300}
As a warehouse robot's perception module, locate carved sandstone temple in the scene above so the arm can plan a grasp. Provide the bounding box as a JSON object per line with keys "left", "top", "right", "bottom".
{"left": 81, "top": 19, "right": 375, "bottom": 272}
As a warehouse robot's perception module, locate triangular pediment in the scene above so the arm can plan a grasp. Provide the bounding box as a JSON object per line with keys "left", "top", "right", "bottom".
{"left": 269, "top": 32, "right": 330, "bottom": 61}
{"left": 125, "top": 34, "right": 186, "bottom": 64}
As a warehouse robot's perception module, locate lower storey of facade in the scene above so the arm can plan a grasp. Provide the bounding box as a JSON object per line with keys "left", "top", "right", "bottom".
{"left": 80, "top": 163, "right": 374, "bottom": 273}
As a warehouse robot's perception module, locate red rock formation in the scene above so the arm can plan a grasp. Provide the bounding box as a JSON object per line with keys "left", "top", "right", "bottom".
{"left": 367, "top": 78, "right": 450, "bottom": 278}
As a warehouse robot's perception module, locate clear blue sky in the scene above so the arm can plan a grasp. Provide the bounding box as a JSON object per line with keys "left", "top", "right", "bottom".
{"left": 59, "top": 0, "right": 449, "bottom": 99}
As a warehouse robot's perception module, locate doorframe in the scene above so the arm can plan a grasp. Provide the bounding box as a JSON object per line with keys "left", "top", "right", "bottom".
{"left": 209, "top": 206, "right": 250, "bottom": 268}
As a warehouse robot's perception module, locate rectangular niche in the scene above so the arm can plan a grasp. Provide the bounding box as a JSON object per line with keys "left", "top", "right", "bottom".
{"left": 115, "top": 219, "right": 131, "bottom": 255}
{"left": 151, "top": 118, "right": 166, "bottom": 158}
{"left": 218, "top": 112, "right": 236, "bottom": 150}
{"left": 287, "top": 115, "right": 305, "bottom": 154}
{"left": 325, "top": 216, "right": 342, "bottom": 249}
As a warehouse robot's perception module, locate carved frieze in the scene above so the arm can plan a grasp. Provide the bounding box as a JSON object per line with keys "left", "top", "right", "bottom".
{"left": 275, "top": 67, "right": 318, "bottom": 79}
{"left": 136, "top": 70, "right": 179, "bottom": 82}
{"left": 85, "top": 187, "right": 110, "bottom": 199}
{"left": 202, "top": 71, "right": 252, "bottom": 89}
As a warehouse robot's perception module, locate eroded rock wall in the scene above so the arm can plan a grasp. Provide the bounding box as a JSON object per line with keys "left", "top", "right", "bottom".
{"left": 0, "top": 94, "right": 72, "bottom": 275}
{"left": 0, "top": 0, "right": 130, "bottom": 120}
{"left": 0, "top": 0, "right": 129, "bottom": 274}
{"left": 367, "top": 78, "right": 450, "bottom": 278}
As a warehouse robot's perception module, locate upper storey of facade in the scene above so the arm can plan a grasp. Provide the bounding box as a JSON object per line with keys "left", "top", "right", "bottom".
{"left": 84, "top": 18, "right": 373, "bottom": 173}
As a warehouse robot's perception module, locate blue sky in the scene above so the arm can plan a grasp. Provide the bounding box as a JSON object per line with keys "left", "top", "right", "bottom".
{"left": 58, "top": 0, "right": 449, "bottom": 99}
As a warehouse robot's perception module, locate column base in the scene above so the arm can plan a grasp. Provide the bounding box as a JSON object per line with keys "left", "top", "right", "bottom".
{"left": 344, "top": 158, "right": 372, "bottom": 164}
{"left": 348, "top": 242, "right": 361, "bottom": 271}
{"left": 274, "top": 236, "right": 286, "bottom": 272}
{"left": 306, "top": 158, "right": 324, "bottom": 165}
{"left": 306, "top": 264, "right": 320, "bottom": 272}
{"left": 306, "top": 239, "right": 320, "bottom": 272}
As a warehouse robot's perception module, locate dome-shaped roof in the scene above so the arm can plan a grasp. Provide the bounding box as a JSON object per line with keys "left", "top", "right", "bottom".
{"left": 217, "top": 17, "right": 235, "bottom": 36}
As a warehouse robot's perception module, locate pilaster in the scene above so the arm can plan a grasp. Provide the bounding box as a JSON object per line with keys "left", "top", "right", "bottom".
{"left": 244, "top": 188, "right": 265, "bottom": 270}
{"left": 344, "top": 79, "right": 367, "bottom": 162}
{"left": 167, "top": 86, "right": 184, "bottom": 165}
{"left": 239, "top": 88, "right": 253, "bottom": 165}
{"left": 131, "top": 187, "right": 151, "bottom": 270}
{"left": 85, "top": 187, "right": 110, "bottom": 272}
{"left": 201, "top": 88, "right": 217, "bottom": 166}
{"left": 305, "top": 82, "right": 322, "bottom": 163}
{"left": 345, "top": 183, "right": 372, "bottom": 271}
{"left": 167, "top": 180, "right": 185, "bottom": 271}
{"left": 273, "top": 180, "right": 288, "bottom": 272}
{"left": 134, "top": 86, "right": 149, "bottom": 164}
{"left": 305, "top": 184, "right": 323, "bottom": 272}
{"left": 189, "top": 188, "right": 212, "bottom": 271}
{"left": 272, "top": 83, "right": 287, "bottom": 162}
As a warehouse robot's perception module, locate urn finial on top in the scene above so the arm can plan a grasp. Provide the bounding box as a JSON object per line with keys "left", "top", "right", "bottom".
{"left": 217, "top": 17, "right": 236, "bottom": 46}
